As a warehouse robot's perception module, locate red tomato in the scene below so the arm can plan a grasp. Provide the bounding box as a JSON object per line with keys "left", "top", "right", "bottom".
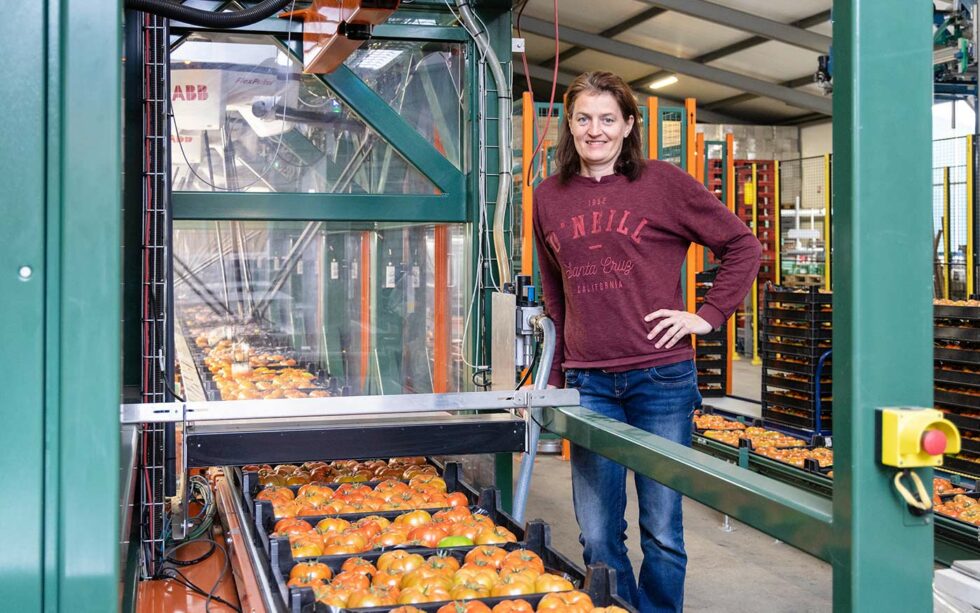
{"left": 464, "top": 546, "right": 508, "bottom": 569}
{"left": 491, "top": 599, "right": 534, "bottom": 613}
{"left": 288, "top": 561, "right": 333, "bottom": 583}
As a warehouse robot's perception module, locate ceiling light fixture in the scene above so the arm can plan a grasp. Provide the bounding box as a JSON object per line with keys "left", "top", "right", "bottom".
{"left": 648, "top": 75, "right": 679, "bottom": 90}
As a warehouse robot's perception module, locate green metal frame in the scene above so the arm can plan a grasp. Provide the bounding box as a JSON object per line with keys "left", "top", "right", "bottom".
{"left": 1, "top": 1, "right": 122, "bottom": 611}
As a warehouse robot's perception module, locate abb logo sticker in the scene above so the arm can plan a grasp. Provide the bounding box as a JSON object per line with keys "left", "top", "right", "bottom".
{"left": 172, "top": 84, "right": 209, "bottom": 101}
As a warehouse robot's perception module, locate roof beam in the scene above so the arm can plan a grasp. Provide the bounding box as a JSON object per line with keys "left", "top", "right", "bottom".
{"left": 628, "top": 10, "right": 831, "bottom": 90}
{"left": 635, "top": 0, "right": 831, "bottom": 53}
{"left": 513, "top": 63, "right": 746, "bottom": 124}
{"left": 536, "top": 7, "right": 667, "bottom": 67}
{"left": 520, "top": 16, "right": 832, "bottom": 116}
{"left": 705, "top": 74, "right": 823, "bottom": 111}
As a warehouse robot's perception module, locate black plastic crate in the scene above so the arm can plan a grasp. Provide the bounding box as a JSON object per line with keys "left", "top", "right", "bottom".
{"left": 936, "top": 389, "right": 980, "bottom": 411}
{"left": 762, "top": 406, "right": 832, "bottom": 432}
{"left": 934, "top": 367, "right": 980, "bottom": 388}
{"left": 935, "top": 304, "right": 980, "bottom": 321}
{"left": 943, "top": 454, "right": 980, "bottom": 479}
{"left": 762, "top": 353, "right": 829, "bottom": 377}
{"left": 935, "top": 326, "right": 980, "bottom": 343}
{"left": 291, "top": 561, "right": 634, "bottom": 613}
{"left": 764, "top": 306, "right": 833, "bottom": 323}
{"left": 266, "top": 488, "right": 525, "bottom": 570}
{"left": 935, "top": 346, "right": 980, "bottom": 365}
{"left": 762, "top": 339, "right": 832, "bottom": 359}
{"left": 764, "top": 286, "right": 833, "bottom": 305}
{"left": 946, "top": 412, "right": 980, "bottom": 434}
{"left": 764, "top": 373, "right": 832, "bottom": 395}
{"left": 763, "top": 322, "right": 833, "bottom": 341}
{"left": 763, "top": 389, "right": 831, "bottom": 413}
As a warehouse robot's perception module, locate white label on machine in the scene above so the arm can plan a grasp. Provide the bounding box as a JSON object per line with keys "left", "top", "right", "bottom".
{"left": 171, "top": 69, "right": 224, "bottom": 130}
{"left": 351, "top": 261, "right": 358, "bottom": 280}
{"left": 385, "top": 263, "right": 396, "bottom": 288}
{"left": 330, "top": 260, "right": 339, "bottom": 280}
{"left": 412, "top": 265, "right": 420, "bottom": 288}
{"left": 824, "top": 436, "right": 832, "bottom": 448}
{"left": 170, "top": 131, "right": 203, "bottom": 165}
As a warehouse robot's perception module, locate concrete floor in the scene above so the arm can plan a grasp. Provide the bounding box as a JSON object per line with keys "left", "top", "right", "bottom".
{"left": 521, "top": 359, "right": 833, "bottom": 612}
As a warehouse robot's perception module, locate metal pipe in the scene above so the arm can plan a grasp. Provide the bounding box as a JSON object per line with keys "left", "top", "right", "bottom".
{"left": 455, "top": 0, "right": 512, "bottom": 287}
{"left": 511, "top": 315, "right": 556, "bottom": 524}
{"left": 214, "top": 221, "right": 231, "bottom": 311}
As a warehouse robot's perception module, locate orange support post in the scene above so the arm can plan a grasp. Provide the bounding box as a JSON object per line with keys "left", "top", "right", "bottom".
{"left": 685, "top": 99, "right": 697, "bottom": 313}
{"left": 725, "top": 134, "right": 737, "bottom": 383}
{"left": 433, "top": 226, "right": 449, "bottom": 392}
{"left": 359, "top": 231, "right": 372, "bottom": 392}
{"left": 521, "top": 93, "right": 535, "bottom": 277}
{"left": 647, "top": 96, "right": 659, "bottom": 160}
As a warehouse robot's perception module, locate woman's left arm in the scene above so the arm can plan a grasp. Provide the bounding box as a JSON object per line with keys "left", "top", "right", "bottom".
{"left": 645, "top": 171, "right": 762, "bottom": 348}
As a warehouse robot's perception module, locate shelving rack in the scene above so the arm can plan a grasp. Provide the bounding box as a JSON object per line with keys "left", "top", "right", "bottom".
{"left": 695, "top": 269, "right": 728, "bottom": 397}
{"left": 935, "top": 301, "right": 980, "bottom": 476}
{"left": 761, "top": 286, "right": 833, "bottom": 437}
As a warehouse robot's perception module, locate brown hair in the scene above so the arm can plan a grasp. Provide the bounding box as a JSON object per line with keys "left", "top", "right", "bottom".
{"left": 555, "top": 71, "right": 644, "bottom": 183}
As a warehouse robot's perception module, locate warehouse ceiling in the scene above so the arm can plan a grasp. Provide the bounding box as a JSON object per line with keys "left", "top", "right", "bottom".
{"left": 512, "top": 0, "right": 833, "bottom": 125}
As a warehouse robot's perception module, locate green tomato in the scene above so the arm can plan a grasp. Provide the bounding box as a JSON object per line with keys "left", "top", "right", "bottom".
{"left": 436, "top": 535, "right": 474, "bottom": 548}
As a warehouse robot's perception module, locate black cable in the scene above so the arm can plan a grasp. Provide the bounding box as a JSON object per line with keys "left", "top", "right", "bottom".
{"left": 164, "top": 538, "right": 215, "bottom": 566}
{"left": 206, "top": 538, "right": 234, "bottom": 613}
{"left": 125, "top": 0, "right": 292, "bottom": 28}
{"left": 515, "top": 339, "right": 541, "bottom": 390}
{"left": 160, "top": 567, "right": 242, "bottom": 612}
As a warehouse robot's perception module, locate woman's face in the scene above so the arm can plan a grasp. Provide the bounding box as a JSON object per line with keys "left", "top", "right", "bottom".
{"left": 569, "top": 91, "right": 634, "bottom": 173}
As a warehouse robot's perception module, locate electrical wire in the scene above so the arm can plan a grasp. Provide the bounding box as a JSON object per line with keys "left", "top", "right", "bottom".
{"left": 523, "top": 0, "right": 561, "bottom": 189}
{"left": 158, "top": 566, "right": 242, "bottom": 612}
{"left": 171, "top": 2, "right": 297, "bottom": 192}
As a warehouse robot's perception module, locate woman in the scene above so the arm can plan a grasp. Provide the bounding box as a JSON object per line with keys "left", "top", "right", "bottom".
{"left": 531, "top": 71, "right": 761, "bottom": 613}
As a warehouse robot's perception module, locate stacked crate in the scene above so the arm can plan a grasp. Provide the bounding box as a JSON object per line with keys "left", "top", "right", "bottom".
{"left": 761, "top": 286, "right": 833, "bottom": 436}
{"left": 935, "top": 300, "right": 980, "bottom": 477}
{"left": 736, "top": 160, "right": 777, "bottom": 289}
{"left": 695, "top": 269, "right": 727, "bottom": 397}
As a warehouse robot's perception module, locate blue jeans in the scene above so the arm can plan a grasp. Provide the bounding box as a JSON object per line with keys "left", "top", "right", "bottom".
{"left": 565, "top": 361, "right": 700, "bottom": 613}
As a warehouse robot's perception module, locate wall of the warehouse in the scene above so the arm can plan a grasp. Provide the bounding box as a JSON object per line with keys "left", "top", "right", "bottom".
{"left": 934, "top": 100, "right": 977, "bottom": 139}
{"left": 801, "top": 122, "right": 833, "bottom": 156}
{"left": 698, "top": 124, "right": 799, "bottom": 161}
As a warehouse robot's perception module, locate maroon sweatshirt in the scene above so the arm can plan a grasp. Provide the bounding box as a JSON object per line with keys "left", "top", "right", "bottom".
{"left": 532, "top": 160, "right": 762, "bottom": 387}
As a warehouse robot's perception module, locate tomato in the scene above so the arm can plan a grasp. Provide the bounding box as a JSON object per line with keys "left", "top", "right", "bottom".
{"left": 324, "top": 530, "right": 368, "bottom": 551}
{"left": 449, "top": 581, "right": 491, "bottom": 600}
{"left": 331, "top": 570, "right": 371, "bottom": 591}
{"left": 372, "top": 570, "right": 403, "bottom": 590}
{"left": 289, "top": 561, "right": 333, "bottom": 583}
{"left": 397, "top": 584, "right": 453, "bottom": 604}
{"left": 498, "top": 569, "right": 540, "bottom": 585}
{"left": 409, "top": 475, "right": 447, "bottom": 493}
{"left": 537, "top": 591, "right": 594, "bottom": 613}
{"left": 377, "top": 550, "right": 426, "bottom": 574}
{"left": 394, "top": 509, "right": 432, "bottom": 528}
{"left": 400, "top": 568, "right": 453, "bottom": 591}
{"left": 491, "top": 599, "right": 535, "bottom": 613}
{"left": 372, "top": 530, "right": 408, "bottom": 549}
{"left": 286, "top": 575, "right": 325, "bottom": 589}
{"left": 474, "top": 526, "right": 517, "bottom": 546}
{"left": 341, "top": 557, "right": 377, "bottom": 577}
{"left": 449, "top": 522, "right": 483, "bottom": 541}
{"left": 438, "top": 600, "right": 493, "bottom": 613}
{"left": 289, "top": 534, "right": 324, "bottom": 558}
{"left": 311, "top": 516, "right": 348, "bottom": 534}
{"left": 425, "top": 554, "right": 461, "bottom": 575}
{"left": 452, "top": 566, "right": 498, "bottom": 591}
{"left": 445, "top": 492, "right": 470, "bottom": 508}
{"left": 313, "top": 583, "right": 350, "bottom": 607}
{"left": 534, "top": 574, "right": 576, "bottom": 593}
{"left": 390, "top": 607, "right": 427, "bottom": 613}
{"left": 408, "top": 524, "right": 450, "bottom": 548}
{"left": 465, "top": 546, "right": 508, "bottom": 569}
{"left": 591, "top": 607, "right": 630, "bottom": 613}
{"left": 434, "top": 506, "right": 472, "bottom": 524}
{"left": 500, "top": 550, "right": 544, "bottom": 576}
{"left": 273, "top": 518, "right": 314, "bottom": 536}
{"left": 347, "top": 586, "right": 400, "bottom": 608}
{"left": 490, "top": 580, "right": 535, "bottom": 597}
{"left": 256, "top": 486, "right": 295, "bottom": 502}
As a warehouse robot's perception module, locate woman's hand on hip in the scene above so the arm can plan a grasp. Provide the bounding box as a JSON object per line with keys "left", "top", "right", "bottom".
{"left": 644, "top": 309, "right": 713, "bottom": 349}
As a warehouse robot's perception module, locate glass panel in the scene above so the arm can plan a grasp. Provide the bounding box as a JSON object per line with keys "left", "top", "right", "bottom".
{"left": 170, "top": 32, "right": 438, "bottom": 194}
{"left": 347, "top": 40, "right": 465, "bottom": 169}
{"left": 386, "top": 11, "right": 461, "bottom": 27}
{"left": 173, "top": 221, "right": 470, "bottom": 400}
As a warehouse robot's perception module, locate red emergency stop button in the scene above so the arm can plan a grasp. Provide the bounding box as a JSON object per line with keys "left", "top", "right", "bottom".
{"left": 922, "top": 429, "right": 948, "bottom": 456}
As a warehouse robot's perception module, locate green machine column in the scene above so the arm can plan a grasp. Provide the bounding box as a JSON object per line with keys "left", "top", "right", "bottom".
{"left": 0, "top": 1, "right": 121, "bottom": 610}
{"left": 832, "top": 1, "right": 934, "bottom": 610}
{"left": 0, "top": 3, "right": 46, "bottom": 609}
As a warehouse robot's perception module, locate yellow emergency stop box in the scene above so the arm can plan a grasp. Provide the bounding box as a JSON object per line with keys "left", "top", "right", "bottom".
{"left": 880, "top": 408, "right": 961, "bottom": 468}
